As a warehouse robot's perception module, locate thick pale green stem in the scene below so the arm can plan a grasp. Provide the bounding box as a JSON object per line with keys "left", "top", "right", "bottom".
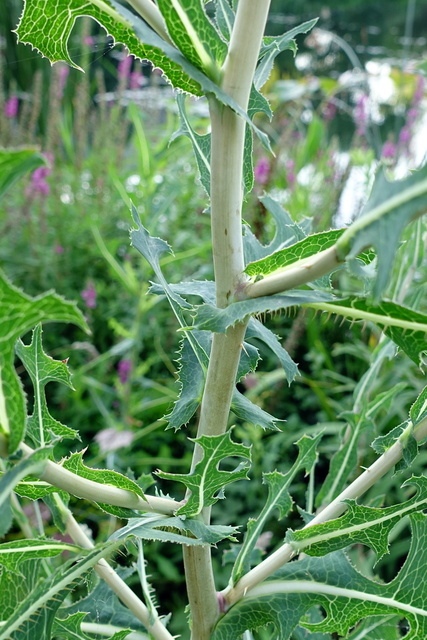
{"left": 222, "top": 416, "right": 427, "bottom": 607}
{"left": 18, "top": 442, "right": 179, "bottom": 515}
{"left": 182, "top": 2, "right": 272, "bottom": 639}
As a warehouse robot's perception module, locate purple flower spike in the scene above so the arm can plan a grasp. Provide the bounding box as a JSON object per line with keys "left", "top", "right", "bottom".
{"left": 354, "top": 93, "right": 369, "bottom": 136}
{"left": 118, "top": 54, "right": 132, "bottom": 81}
{"left": 254, "top": 157, "right": 270, "bottom": 185}
{"left": 5, "top": 96, "right": 18, "bottom": 118}
{"left": 81, "top": 282, "right": 97, "bottom": 309}
{"left": 381, "top": 140, "right": 397, "bottom": 159}
{"left": 118, "top": 358, "right": 132, "bottom": 384}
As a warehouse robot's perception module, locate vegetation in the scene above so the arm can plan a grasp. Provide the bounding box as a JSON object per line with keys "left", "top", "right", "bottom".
{"left": 0, "top": 1, "right": 427, "bottom": 639}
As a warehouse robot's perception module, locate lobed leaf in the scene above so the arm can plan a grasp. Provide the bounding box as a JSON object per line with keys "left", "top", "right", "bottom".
{"left": 0, "top": 538, "right": 80, "bottom": 574}
{"left": 156, "top": 432, "right": 251, "bottom": 516}
{"left": 215, "top": 0, "right": 235, "bottom": 41}
{"left": 193, "top": 290, "right": 334, "bottom": 333}
{"left": 213, "top": 514, "right": 427, "bottom": 639}
{"left": 157, "top": 0, "right": 227, "bottom": 80}
{"left": 110, "top": 513, "right": 239, "bottom": 546}
{"left": 0, "top": 269, "right": 87, "bottom": 453}
{"left": 15, "top": 0, "right": 200, "bottom": 94}
{"left": 231, "top": 389, "right": 282, "bottom": 431}
{"left": 16, "top": 325, "right": 78, "bottom": 447}
{"left": 62, "top": 451, "right": 146, "bottom": 517}
{"left": 336, "top": 162, "right": 427, "bottom": 296}
{"left": 0, "top": 542, "right": 121, "bottom": 640}
{"left": 305, "top": 297, "right": 427, "bottom": 367}
{"left": 410, "top": 384, "right": 427, "bottom": 426}
{"left": 290, "top": 476, "right": 427, "bottom": 561}
{"left": 231, "top": 433, "right": 322, "bottom": 584}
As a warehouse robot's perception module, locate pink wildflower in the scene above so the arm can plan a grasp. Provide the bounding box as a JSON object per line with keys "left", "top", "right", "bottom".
{"left": 81, "top": 282, "right": 97, "bottom": 309}
{"left": 4, "top": 96, "right": 18, "bottom": 118}
{"left": 381, "top": 140, "right": 396, "bottom": 159}
{"left": 254, "top": 157, "right": 270, "bottom": 185}
{"left": 54, "top": 244, "right": 65, "bottom": 254}
{"left": 118, "top": 358, "right": 132, "bottom": 384}
{"left": 94, "top": 427, "right": 134, "bottom": 453}
{"left": 118, "top": 54, "right": 132, "bottom": 82}
{"left": 354, "top": 93, "right": 369, "bottom": 136}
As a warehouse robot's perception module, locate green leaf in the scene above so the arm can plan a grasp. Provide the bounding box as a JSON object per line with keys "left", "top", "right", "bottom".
{"left": 156, "top": 432, "right": 251, "bottom": 516}
{"left": 245, "top": 229, "right": 344, "bottom": 278}
{"left": 0, "top": 148, "right": 46, "bottom": 199}
{"left": 231, "top": 433, "right": 322, "bottom": 584}
{"left": 215, "top": 0, "right": 234, "bottom": 41}
{"left": 316, "top": 413, "right": 372, "bottom": 508}
{"left": 243, "top": 195, "right": 306, "bottom": 265}
{"left": 192, "top": 290, "right": 334, "bottom": 333}
{"left": 157, "top": 0, "right": 227, "bottom": 80}
{"left": 255, "top": 19, "right": 318, "bottom": 90}
{"left": 289, "top": 476, "right": 427, "bottom": 561}
{"left": 346, "top": 615, "right": 401, "bottom": 639}
{"left": 213, "top": 514, "right": 427, "bottom": 639}
{"left": 0, "top": 269, "right": 87, "bottom": 453}
{"left": 63, "top": 566, "right": 145, "bottom": 632}
{"left": 117, "top": 5, "right": 272, "bottom": 151}
{"left": 172, "top": 94, "right": 211, "bottom": 196}
{"left": 166, "top": 338, "right": 205, "bottom": 430}
{"left": 336, "top": 162, "right": 427, "bottom": 296}
{"left": 231, "top": 390, "right": 282, "bottom": 431}
{"left": 52, "top": 612, "right": 93, "bottom": 640}
{"left": 15, "top": 0, "right": 200, "bottom": 94}
{"left": 0, "top": 449, "right": 48, "bottom": 516}
{"left": 110, "top": 513, "right": 239, "bottom": 546}
{"left": 62, "top": 451, "right": 146, "bottom": 517}
{"left": 15, "top": 325, "right": 79, "bottom": 447}
{"left": 246, "top": 318, "right": 298, "bottom": 384}
{"left": 0, "top": 539, "right": 80, "bottom": 574}
{"left": 410, "top": 385, "right": 427, "bottom": 426}
{"left": 305, "top": 297, "right": 427, "bottom": 367}
{"left": 371, "top": 421, "right": 418, "bottom": 472}
{"left": 0, "top": 542, "right": 120, "bottom": 640}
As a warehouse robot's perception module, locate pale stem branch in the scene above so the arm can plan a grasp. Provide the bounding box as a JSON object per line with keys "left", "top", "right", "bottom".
{"left": 182, "top": 2, "right": 272, "bottom": 639}
{"left": 81, "top": 623, "right": 149, "bottom": 640}
{"left": 18, "top": 442, "right": 179, "bottom": 515}
{"left": 222, "top": 417, "right": 427, "bottom": 607}
{"left": 243, "top": 246, "right": 341, "bottom": 299}
{"left": 124, "top": 0, "right": 173, "bottom": 45}
{"left": 65, "top": 507, "right": 175, "bottom": 640}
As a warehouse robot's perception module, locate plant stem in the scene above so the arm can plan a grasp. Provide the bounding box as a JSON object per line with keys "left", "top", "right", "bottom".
{"left": 18, "top": 442, "right": 179, "bottom": 515}
{"left": 182, "top": 2, "right": 272, "bottom": 638}
{"left": 124, "top": 0, "right": 173, "bottom": 45}
{"left": 222, "top": 416, "right": 427, "bottom": 607}
{"left": 64, "top": 505, "right": 175, "bottom": 640}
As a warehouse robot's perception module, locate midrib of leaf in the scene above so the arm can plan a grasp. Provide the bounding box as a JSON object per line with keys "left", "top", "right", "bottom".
{"left": 305, "top": 302, "right": 427, "bottom": 333}
{"left": 336, "top": 176, "right": 427, "bottom": 256}
{"left": 293, "top": 495, "right": 427, "bottom": 551}
{"left": 170, "top": 0, "right": 215, "bottom": 73}
{"left": 34, "top": 343, "right": 44, "bottom": 447}
{"left": 0, "top": 543, "right": 118, "bottom": 640}
{"left": 249, "top": 580, "right": 427, "bottom": 618}
{"left": 197, "top": 438, "right": 224, "bottom": 514}
{"left": 323, "top": 418, "right": 362, "bottom": 504}
{"left": 0, "top": 543, "right": 78, "bottom": 554}
{"left": 86, "top": 0, "right": 130, "bottom": 26}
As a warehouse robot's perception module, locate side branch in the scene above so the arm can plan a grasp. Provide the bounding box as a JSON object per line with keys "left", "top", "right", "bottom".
{"left": 17, "top": 442, "right": 179, "bottom": 516}
{"left": 222, "top": 416, "right": 427, "bottom": 607}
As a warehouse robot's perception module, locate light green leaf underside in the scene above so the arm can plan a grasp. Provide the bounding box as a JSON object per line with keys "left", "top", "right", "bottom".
{"left": 336, "top": 162, "right": 427, "bottom": 296}
{"left": 0, "top": 539, "right": 80, "bottom": 574}
{"left": 0, "top": 449, "right": 49, "bottom": 513}
{"left": 305, "top": 297, "right": 427, "bottom": 366}
{"left": 0, "top": 269, "right": 87, "bottom": 453}
{"left": 215, "top": 0, "right": 234, "bottom": 41}
{"left": 52, "top": 612, "right": 94, "bottom": 640}
{"left": 16, "top": 324, "right": 78, "bottom": 448}
{"left": 62, "top": 451, "right": 146, "bottom": 518}
{"left": 231, "top": 433, "right": 322, "bottom": 584}
{"left": 411, "top": 384, "right": 427, "bottom": 426}
{"left": 256, "top": 19, "right": 318, "bottom": 90}
{"left": 166, "top": 338, "right": 205, "bottom": 430}
{"left": 0, "top": 148, "right": 46, "bottom": 199}
{"left": 16, "top": 0, "right": 200, "bottom": 94}
{"left": 0, "top": 542, "right": 120, "bottom": 640}
{"left": 193, "top": 290, "right": 334, "bottom": 333}
{"left": 156, "top": 432, "right": 251, "bottom": 516}
{"left": 245, "top": 229, "right": 344, "bottom": 278}
{"left": 213, "top": 514, "right": 427, "bottom": 639}
{"left": 157, "top": 0, "right": 227, "bottom": 79}
{"left": 111, "top": 512, "right": 238, "bottom": 546}
{"left": 290, "top": 475, "right": 427, "bottom": 561}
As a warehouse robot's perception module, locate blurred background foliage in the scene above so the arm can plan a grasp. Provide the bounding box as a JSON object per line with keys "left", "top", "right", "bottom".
{"left": 1, "top": 1, "right": 427, "bottom": 637}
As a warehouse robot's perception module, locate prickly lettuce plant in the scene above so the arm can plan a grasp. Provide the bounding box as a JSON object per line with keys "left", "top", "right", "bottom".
{"left": 1, "top": 1, "right": 427, "bottom": 639}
